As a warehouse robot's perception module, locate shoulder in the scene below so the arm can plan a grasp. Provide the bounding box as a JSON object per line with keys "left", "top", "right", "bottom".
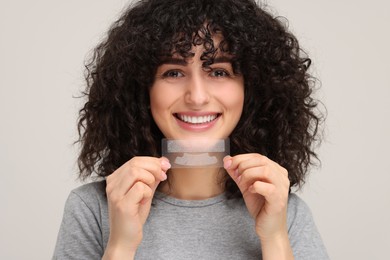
{"left": 287, "top": 193, "right": 329, "bottom": 259}
{"left": 65, "top": 180, "right": 107, "bottom": 213}
{"left": 287, "top": 193, "right": 315, "bottom": 236}
{"left": 54, "top": 181, "right": 108, "bottom": 259}
{"left": 287, "top": 193, "right": 311, "bottom": 217}
{"left": 287, "top": 193, "right": 315, "bottom": 229}
{"left": 71, "top": 180, "right": 106, "bottom": 200}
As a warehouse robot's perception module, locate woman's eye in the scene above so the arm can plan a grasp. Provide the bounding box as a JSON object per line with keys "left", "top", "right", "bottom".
{"left": 210, "top": 69, "right": 230, "bottom": 77}
{"left": 162, "top": 70, "right": 183, "bottom": 78}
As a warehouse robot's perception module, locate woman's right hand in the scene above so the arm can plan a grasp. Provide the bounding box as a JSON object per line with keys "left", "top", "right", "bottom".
{"left": 102, "top": 156, "right": 171, "bottom": 259}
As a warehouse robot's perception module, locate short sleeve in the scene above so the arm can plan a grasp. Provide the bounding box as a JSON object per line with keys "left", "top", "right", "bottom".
{"left": 52, "top": 190, "right": 104, "bottom": 260}
{"left": 287, "top": 194, "right": 329, "bottom": 260}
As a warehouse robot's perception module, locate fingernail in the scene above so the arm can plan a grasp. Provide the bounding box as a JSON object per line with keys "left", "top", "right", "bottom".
{"left": 237, "top": 175, "right": 242, "bottom": 184}
{"left": 161, "top": 171, "right": 168, "bottom": 181}
{"left": 224, "top": 159, "right": 232, "bottom": 169}
{"left": 161, "top": 160, "right": 171, "bottom": 171}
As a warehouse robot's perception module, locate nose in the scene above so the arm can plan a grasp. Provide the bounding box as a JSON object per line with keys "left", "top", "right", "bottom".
{"left": 184, "top": 75, "right": 210, "bottom": 107}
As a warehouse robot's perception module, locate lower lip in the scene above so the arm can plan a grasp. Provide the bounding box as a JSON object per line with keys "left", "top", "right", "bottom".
{"left": 175, "top": 116, "right": 220, "bottom": 132}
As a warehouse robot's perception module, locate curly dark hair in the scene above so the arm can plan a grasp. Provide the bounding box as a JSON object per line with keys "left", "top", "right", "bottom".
{"left": 77, "top": 0, "right": 324, "bottom": 197}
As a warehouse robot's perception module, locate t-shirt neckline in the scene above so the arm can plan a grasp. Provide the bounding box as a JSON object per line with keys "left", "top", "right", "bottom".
{"left": 154, "top": 191, "right": 227, "bottom": 208}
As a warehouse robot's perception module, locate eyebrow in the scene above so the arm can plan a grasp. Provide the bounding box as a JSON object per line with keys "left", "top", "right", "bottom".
{"left": 160, "top": 56, "right": 233, "bottom": 66}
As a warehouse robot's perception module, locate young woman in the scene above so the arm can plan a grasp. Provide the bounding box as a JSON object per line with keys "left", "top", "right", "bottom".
{"left": 53, "top": 0, "right": 329, "bottom": 259}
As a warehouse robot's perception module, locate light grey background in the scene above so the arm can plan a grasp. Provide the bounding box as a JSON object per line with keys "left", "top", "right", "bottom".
{"left": 1, "top": 0, "right": 389, "bottom": 259}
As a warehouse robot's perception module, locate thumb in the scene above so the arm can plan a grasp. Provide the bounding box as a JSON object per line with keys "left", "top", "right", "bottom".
{"left": 223, "top": 155, "right": 234, "bottom": 174}
{"left": 223, "top": 155, "right": 240, "bottom": 183}
{"left": 151, "top": 157, "right": 170, "bottom": 193}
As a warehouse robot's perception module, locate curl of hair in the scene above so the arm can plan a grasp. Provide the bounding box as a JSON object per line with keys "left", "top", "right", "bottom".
{"left": 77, "top": 0, "right": 325, "bottom": 197}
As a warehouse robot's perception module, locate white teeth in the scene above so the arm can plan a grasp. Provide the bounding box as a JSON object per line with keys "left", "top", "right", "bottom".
{"left": 178, "top": 114, "right": 218, "bottom": 124}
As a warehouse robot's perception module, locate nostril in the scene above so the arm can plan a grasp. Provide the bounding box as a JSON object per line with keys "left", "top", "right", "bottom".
{"left": 185, "top": 91, "right": 210, "bottom": 106}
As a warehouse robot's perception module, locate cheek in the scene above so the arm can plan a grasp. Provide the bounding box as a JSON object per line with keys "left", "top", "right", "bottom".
{"left": 150, "top": 92, "right": 163, "bottom": 112}
{"left": 219, "top": 84, "right": 244, "bottom": 113}
{"left": 150, "top": 90, "right": 165, "bottom": 119}
{"left": 149, "top": 85, "right": 178, "bottom": 118}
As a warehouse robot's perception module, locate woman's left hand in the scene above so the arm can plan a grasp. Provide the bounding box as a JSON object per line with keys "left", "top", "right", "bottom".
{"left": 223, "top": 154, "right": 290, "bottom": 241}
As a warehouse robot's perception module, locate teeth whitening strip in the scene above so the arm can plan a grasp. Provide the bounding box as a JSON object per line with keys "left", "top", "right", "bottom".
{"left": 161, "top": 138, "right": 230, "bottom": 168}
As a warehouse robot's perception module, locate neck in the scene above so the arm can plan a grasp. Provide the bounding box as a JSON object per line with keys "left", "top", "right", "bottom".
{"left": 158, "top": 167, "right": 226, "bottom": 200}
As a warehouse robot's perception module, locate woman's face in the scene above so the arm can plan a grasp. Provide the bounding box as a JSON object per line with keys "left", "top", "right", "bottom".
{"left": 149, "top": 44, "right": 244, "bottom": 140}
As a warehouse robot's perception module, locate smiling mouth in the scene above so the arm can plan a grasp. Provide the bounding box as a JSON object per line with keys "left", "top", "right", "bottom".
{"left": 174, "top": 113, "right": 221, "bottom": 124}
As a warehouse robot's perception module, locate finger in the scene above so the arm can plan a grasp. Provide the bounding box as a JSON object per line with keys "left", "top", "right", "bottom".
{"left": 249, "top": 181, "right": 288, "bottom": 214}
{"left": 236, "top": 154, "right": 269, "bottom": 174}
{"left": 107, "top": 168, "right": 157, "bottom": 201}
{"left": 249, "top": 181, "right": 276, "bottom": 198}
{"left": 225, "top": 154, "right": 268, "bottom": 171}
{"left": 236, "top": 166, "right": 268, "bottom": 192}
{"left": 123, "top": 182, "right": 154, "bottom": 215}
{"left": 106, "top": 157, "right": 171, "bottom": 199}
{"left": 223, "top": 156, "right": 241, "bottom": 188}
{"left": 110, "top": 157, "right": 170, "bottom": 185}
{"left": 225, "top": 154, "right": 287, "bottom": 182}
{"left": 241, "top": 165, "right": 290, "bottom": 193}
{"left": 223, "top": 155, "right": 249, "bottom": 194}
{"left": 223, "top": 154, "right": 266, "bottom": 183}
{"left": 127, "top": 157, "right": 171, "bottom": 181}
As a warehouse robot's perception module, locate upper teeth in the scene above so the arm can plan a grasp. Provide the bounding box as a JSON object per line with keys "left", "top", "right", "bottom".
{"left": 179, "top": 114, "right": 217, "bottom": 124}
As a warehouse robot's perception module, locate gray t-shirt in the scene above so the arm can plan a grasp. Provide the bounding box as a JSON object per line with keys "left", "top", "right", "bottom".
{"left": 53, "top": 181, "right": 329, "bottom": 259}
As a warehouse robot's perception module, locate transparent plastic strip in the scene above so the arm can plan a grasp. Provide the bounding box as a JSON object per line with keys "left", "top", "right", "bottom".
{"left": 161, "top": 138, "right": 230, "bottom": 168}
